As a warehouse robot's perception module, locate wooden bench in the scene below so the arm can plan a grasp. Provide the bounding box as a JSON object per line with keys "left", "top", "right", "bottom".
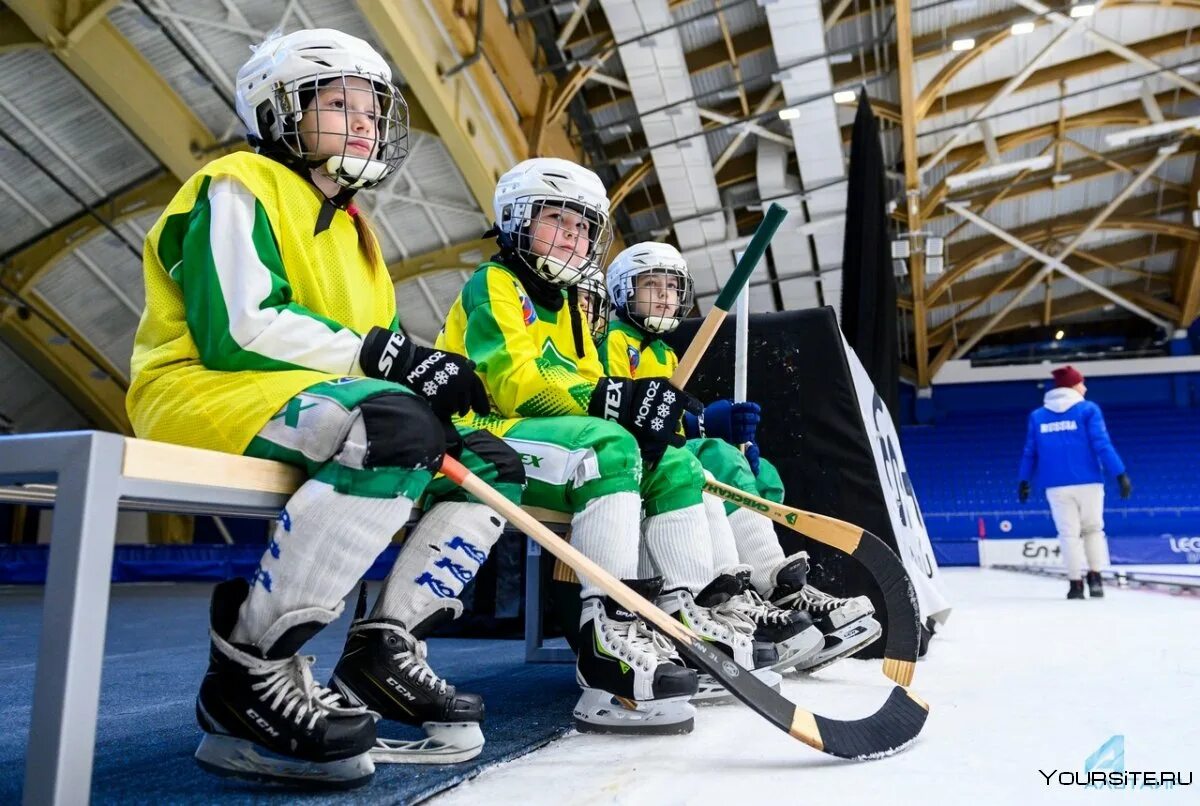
{"left": 0, "top": 430, "right": 573, "bottom": 805}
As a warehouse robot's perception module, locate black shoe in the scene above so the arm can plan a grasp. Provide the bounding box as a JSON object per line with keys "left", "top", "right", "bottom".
{"left": 1067, "top": 580, "right": 1085, "bottom": 600}
{"left": 195, "top": 579, "right": 375, "bottom": 788}
{"left": 1086, "top": 571, "right": 1104, "bottom": 598}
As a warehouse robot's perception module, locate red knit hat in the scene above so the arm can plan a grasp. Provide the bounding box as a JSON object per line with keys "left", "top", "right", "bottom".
{"left": 1052, "top": 365, "right": 1084, "bottom": 388}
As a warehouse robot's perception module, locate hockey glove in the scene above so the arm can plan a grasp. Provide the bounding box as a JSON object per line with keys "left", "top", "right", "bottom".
{"left": 359, "top": 327, "right": 490, "bottom": 421}
{"left": 1117, "top": 473, "right": 1133, "bottom": 500}
{"left": 1018, "top": 480, "right": 1031, "bottom": 503}
{"left": 588, "top": 376, "right": 701, "bottom": 466}
{"left": 743, "top": 440, "right": 762, "bottom": 476}
{"left": 685, "top": 399, "right": 762, "bottom": 445}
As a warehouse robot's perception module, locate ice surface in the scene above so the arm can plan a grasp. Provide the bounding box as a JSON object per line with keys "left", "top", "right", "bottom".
{"left": 434, "top": 568, "right": 1200, "bottom": 806}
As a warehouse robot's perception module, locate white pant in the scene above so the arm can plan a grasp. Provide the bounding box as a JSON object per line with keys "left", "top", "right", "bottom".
{"left": 1045, "top": 483, "right": 1109, "bottom": 580}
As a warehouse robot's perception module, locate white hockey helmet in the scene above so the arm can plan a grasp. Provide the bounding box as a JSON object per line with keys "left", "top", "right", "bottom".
{"left": 575, "top": 266, "right": 611, "bottom": 342}
{"left": 492, "top": 158, "right": 613, "bottom": 287}
{"left": 606, "top": 242, "right": 694, "bottom": 333}
{"left": 235, "top": 29, "right": 409, "bottom": 189}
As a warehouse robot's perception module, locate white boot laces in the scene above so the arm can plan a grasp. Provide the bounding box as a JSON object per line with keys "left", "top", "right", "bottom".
{"left": 362, "top": 621, "right": 450, "bottom": 696}
{"left": 602, "top": 609, "right": 670, "bottom": 672}
{"left": 249, "top": 654, "right": 357, "bottom": 731}
{"left": 798, "top": 584, "right": 847, "bottom": 613}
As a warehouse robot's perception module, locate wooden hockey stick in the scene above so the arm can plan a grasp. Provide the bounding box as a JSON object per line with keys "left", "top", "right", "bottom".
{"left": 700, "top": 479, "right": 920, "bottom": 687}
{"left": 672, "top": 203, "right": 789, "bottom": 387}
{"left": 439, "top": 454, "right": 928, "bottom": 760}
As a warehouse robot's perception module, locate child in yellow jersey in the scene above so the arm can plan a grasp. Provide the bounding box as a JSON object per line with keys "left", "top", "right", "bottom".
{"left": 599, "top": 242, "right": 882, "bottom": 674}
{"left": 127, "top": 30, "right": 527, "bottom": 787}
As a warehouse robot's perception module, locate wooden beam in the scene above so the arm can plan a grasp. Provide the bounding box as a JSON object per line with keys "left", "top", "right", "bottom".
{"left": 434, "top": 0, "right": 579, "bottom": 160}
{"left": 928, "top": 29, "right": 1196, "bottom": 120}
{"left": 6, "top": 0, "right": 215, "bottom": 181}
{"left": 934, "top": 238, "right": 1180, "bottom": 309}
{"left": 0, "top": 172, "right": 177, "bottom": 294}
{"left": 894, "top": 0, "right": 928, "bottom": 385}
{"left": 0, "top": 300, "right": 130, "bottom": 431}
{"left": 584, "top": 22, "right": 772, "bottom": 116}
{"left": 931, "top": 278, "right": 1174, "bottom": 348}
{"left": 929, "top": 191, "right": 1191, "bottom": 303}
{"left": 929, "top": 139, "right": 1199, "bottom": 225}
{"left": 1175, "top": 145, "right": 1200, "bottom": 326}
{"left": 387, "top": 237, "right": 496, "bottom": 284}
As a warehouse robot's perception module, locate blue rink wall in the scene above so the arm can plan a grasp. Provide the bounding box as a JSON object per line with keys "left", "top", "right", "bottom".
{"left": 899, "top": 371, "right": 1200, "bottom": 568}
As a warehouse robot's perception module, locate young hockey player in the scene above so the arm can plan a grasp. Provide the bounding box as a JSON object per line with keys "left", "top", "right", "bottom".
{"left": 436, "top": 157, "right": 783, "bottom": 723}
{"left": 127, "top": 29, "right": 526, "bottom": 788}
{"left": 600, "top": 242, "right": 883, "bottom": 673}
{"left": 576, "top": 266, "right": 611, "bottom": 342}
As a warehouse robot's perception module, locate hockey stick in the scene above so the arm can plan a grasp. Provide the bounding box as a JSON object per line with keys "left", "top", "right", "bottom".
{"left": 701, "top": 478, "right": 920, "bottom": 687}
{"left": 665, "top": 206, "right": 921, "bottom": 687}
{"left": 438, "top": 454, "right": 929, "bottom": 760}
{"left": 672, "top": 204, "right": 788, "bottom": 387}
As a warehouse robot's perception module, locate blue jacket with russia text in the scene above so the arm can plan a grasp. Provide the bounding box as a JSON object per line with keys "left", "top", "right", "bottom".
{"left": 1018, "top": 387, "right": 1126, "bottom": 489}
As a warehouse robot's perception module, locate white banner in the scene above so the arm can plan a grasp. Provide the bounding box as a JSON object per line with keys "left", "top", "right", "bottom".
{"left": 842, "top": 336, "right": 953, "bottom": 624}
{"left": 978, "top": 538, "right": 1064, "bottom": 569}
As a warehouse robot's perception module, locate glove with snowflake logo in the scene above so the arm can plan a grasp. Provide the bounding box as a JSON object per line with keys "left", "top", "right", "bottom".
{"left": 588, "top": 376, "right": 701, "bottom": 466}
{"left": 359, "top": 326, "right": 490, "bottom": 421}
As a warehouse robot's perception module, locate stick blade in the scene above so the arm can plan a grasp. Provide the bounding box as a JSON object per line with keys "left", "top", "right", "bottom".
{"left": 813, "top": 686, "right": 930, "bottom": 760}
{"left": 672, "top": 635, "right": 928, "bottom": 760}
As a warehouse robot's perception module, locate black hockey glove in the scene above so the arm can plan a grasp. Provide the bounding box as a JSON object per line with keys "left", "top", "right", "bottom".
{"left": 1117, "top": 473, "right": 1133, "bottom": 500}
{"left": 588, "top": 376, "right": 701, "bottom": 466}
{"left": 359, "top": 327, "right": 490, "bottom": 421}
{"left": 1018, "top": 480, "right": 1030, "bottom": 503}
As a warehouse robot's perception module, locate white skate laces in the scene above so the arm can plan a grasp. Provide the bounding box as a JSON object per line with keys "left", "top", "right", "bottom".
{"left": 704, "top": 595, "right": 758, "bottom": 637}
{"left": 600, "top": 610, "right": 674, "bottom": 673}
{"left": 249, "top": 652, "right": 361, "bottom": 731}
{"left": 733, "top": 586, "right": 793, "bottom": 627}
{"left": 793, "top": 585, "right": 849, "bottom": 613}
{"left": 356, "top": 621, "right": 448, "bottom": 695}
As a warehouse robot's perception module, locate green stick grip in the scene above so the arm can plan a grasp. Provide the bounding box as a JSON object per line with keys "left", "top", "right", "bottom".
{"left": 713, "top": 202, "right": 788, "bottom": 312}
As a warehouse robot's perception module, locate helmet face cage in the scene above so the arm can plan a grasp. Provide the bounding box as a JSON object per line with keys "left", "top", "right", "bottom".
{"left": 576, "top": 274, "right": 611, "bottom": 342}
{"left": 503, "top": 195, "right": 614, "bottom": 287}
{"left": 271, "top": 71, "right": 409, "bottom": 189}
{"left": 621, "top": 265, "right": 694, "bottom": 333}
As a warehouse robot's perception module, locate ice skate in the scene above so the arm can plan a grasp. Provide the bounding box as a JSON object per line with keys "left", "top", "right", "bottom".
{"left": 194, "top": 579, "right": 375, "bottom": 789}
{"left": 574, "top": 577, "right": 698, "bottom": 734}
{"left": 770, "top": 553, "right": 882, "bottom": 673}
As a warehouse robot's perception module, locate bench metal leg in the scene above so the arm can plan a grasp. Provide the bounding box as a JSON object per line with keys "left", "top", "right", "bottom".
{"left": 523, "top": 536, "right": 575, "bottom": 664}
{"left": 22, "top": 432, "right": 125, "bottom": 806}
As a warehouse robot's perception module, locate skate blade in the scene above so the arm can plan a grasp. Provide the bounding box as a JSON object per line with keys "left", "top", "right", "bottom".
{"left": 793, "top": 617, "right": 883, "bottom": 674}
{"left": 769, "top": 626, "right": 825, "bottom": 673}
{"left": 691, "top": 667, "right": 782, "bottom": 703}
{"left": 195, "top": 734, "right": 374, "bottom": 790}
{"left": 573, "top": 688, "right": 695, "bottom": 733}
{"left": 371, "top": 722, "right": 484, "bottom": 765}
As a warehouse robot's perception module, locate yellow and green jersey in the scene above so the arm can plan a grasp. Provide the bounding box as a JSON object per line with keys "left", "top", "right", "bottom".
{"left": 127, "top": 151, "right": 398, "bottom": 454}
{"left": 436, "top": 261, "right": 603, "bottom": 435}
{"left": 597, "top": 318, "right": 677, "bottom": 379}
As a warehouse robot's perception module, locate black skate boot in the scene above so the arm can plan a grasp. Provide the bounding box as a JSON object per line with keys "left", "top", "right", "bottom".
{"left": 331, "top": 596, "right": 485, "bottom": 763}
{"left": 575, "top": 577, "right": 698, "bottom": 734}
{"left": 770, "top": 553, "right": 882, "bottom": 673}
{"left": 1086, "top": 571, "right": 1104, "bottom": 598}
{"left": 194, "top": 578, "right": 376, "bottom": 789}
{"left": 1067, "top": 579, "right": 1086, "bottom": 599}
{"left": 658, "top": 574, "right": 781, "bottom": 702}
{"left": 730, "top": 567, "right": 823, "bottom": 673}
